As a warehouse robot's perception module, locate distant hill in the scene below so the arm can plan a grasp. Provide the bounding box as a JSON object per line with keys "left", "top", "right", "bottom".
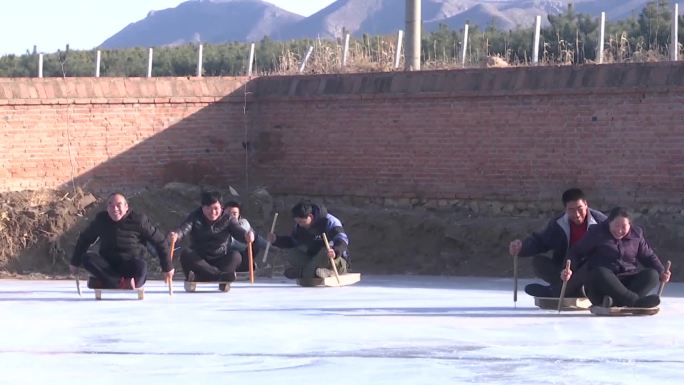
{"left": 277, "top": 0, "right": 470, "bottom": 40}
{"left": 100, "top": 0, "right": 303, "bottom": 49}
{"left": 101, "top": 0, "right": 660, "bottom": 48}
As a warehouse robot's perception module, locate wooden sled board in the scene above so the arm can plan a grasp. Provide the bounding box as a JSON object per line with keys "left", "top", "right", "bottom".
{"left": 534, "top": 297, "right": 592, "bottom": 311}
{"left": 296, "top": 273, "right": 361, "bottom": 287}
{"left": 184, "top": 281, "right": 231, "bottom": 293}
{"left": 590, "top": 306, "right": 659, "bottom": 316}
{"left": 94, "top": 288, "right": 144, "bottom": 300}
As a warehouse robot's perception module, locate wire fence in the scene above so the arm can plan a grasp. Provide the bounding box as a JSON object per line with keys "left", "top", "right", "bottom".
{"left": 1, "top": 3, "right": 682, "bottom": 78}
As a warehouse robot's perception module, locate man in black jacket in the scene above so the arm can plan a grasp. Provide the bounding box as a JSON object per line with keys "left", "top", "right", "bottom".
{"left": 509, "top": 188, "right": 606, "bottom": 297}
{"left": 267, "top": 201, "right": 350, "bottom": 279}
{"left": 69, "top": 193, "right": 173, "bottom": 289}
{"left": 169, "top": 191, "right": 254, "bottom": 283}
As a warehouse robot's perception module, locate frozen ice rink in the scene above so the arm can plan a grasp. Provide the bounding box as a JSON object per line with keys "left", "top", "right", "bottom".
{"left": 1, "top": 276, "right": 683, "bottom": 385}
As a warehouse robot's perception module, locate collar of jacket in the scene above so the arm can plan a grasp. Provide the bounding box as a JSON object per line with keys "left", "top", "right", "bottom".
{"left": 556, "top": 209, "right": 601, "bottom": 248}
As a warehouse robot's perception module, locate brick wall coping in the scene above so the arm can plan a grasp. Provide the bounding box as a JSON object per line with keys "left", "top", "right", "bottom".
{"left": 254, "top": 62, "right": 684, "bottom": 100}
{"left": 0, "top": 77, "right": 250, "bottom": 105}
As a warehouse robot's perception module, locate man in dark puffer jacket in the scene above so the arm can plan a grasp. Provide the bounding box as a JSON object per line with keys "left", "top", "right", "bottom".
{"left": 69, "top": 193, "right": 173, "bottom": 289}
{"left": 169, "top": 191, "right": 254, "bottom": 283}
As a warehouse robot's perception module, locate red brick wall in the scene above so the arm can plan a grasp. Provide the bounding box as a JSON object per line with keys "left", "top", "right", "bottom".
{"left": 251, "top": 62, "right": 684, "bottom": 204}
{"left": 2, "top": 63, "right": 683, "bottom": 205}
{"left": 0, "top": 77, "right": 251, "bottom": 192}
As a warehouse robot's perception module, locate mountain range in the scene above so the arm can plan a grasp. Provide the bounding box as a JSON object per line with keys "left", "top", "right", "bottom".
{"left": 100, "top": 0, "right": 661, "bottom": 49}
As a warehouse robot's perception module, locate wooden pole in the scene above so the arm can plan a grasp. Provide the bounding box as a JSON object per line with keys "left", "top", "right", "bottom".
{"left": 672, "top": 4, "right": 679, "bottom": 61}
{"left": 394, "top": 30, "right": 404, "bottom": 69}
{"left": 75, "top": 269, "right": 81, "bottom": 296}
{"left": 598, "top": 12, "right": 605, "bottom": 64}
{"left": 95, "top": 50, "right": 101, "bottom": 77}
{"left": 557, "top": 260, "right": 571, "bottom": 313}
{"left": 262, "top": 212, "right": 279, "bottom": 264}
{"left": 248, "top": 240, "right": 255, "bottom": 284}
{"left": 533, "top": 15, "right": 541, "bottom": 65}
{"left": 248, "top": 43, "right": 255, "bottom": 76}
{"left": 197, "top": 44, "right": 203, "bottom": 77}
{"left": 342, "top": 34, "right": 350, "bottom": 68}
{"left": 658, "top": 260, "right": 672, "bottom": 296}
{"left": 513, "top": 254, "right": 518, "bottom": 306}
{"left": 322, "top": 233, "right": 341, "bottom": 286}
{"left": 38, "top": 53, "right": 43, "bottom": 78}
{"left": 147, "top": 48, "right": 153, "bottom": 78}
{"left": 167, "top": 238, "right": 176, "bottom": 296}
{"left": 299, "top": 46, "right": 314, "bottom": 73}
{"left": 461, "top": 24, "right": 469, "bottom": 67}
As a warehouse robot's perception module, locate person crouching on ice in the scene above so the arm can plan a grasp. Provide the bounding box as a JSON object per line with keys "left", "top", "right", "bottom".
{"left": 563, "top": 207, "right": 671, "bottom": 308}
{"left": 267, "top": 200, "right": 350, "bottom": 279}
{"left": 509, "top": 188, "right": 606, "bottom": 298}
{"left": 168, "top": 191, "right": 254, "bottom": 285}
{"left": 225, "top": 201, "right": 267, "bottom": 273}
{"left": 69, "top": 192, "right": 173, "bottom": 289}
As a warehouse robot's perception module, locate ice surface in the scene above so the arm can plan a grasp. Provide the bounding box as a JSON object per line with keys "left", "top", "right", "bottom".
{"left": 1, "top": 276, "right": 683, "bottom": 385}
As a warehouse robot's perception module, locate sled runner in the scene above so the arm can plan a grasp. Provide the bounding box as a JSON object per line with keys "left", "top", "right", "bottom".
{"left": 534, "top": 296, "right": 591, "bottom": 311}
{"left": 297, "top": 273, "right": 361, "bottom": 287}
{"left": 183, "top": 281, "right": 231, "bottom": 293}
{"left": 590, "top": 306, "right": 659, "bottom": 316}
{"left": 94, "top": 288, "right": 144, "bottom": 300}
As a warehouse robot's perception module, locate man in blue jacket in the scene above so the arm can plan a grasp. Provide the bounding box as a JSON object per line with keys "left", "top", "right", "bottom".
{"left": 267, "top": 200, "right": 350, "bottom": 279}
{"left": 509, "top": 188, "right": 606, "bottom": 297}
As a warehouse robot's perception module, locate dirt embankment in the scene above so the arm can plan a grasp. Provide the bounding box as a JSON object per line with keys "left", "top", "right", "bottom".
{"left": 1, "top": 184, "right": 682, "bottom": 281}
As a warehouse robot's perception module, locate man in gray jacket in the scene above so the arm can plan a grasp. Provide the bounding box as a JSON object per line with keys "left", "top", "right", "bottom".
{"left": 509, "top": 188, "right": 606, "bottom": 297}
{"left": 225, "top": 201, "right": 267, "bottom": 272}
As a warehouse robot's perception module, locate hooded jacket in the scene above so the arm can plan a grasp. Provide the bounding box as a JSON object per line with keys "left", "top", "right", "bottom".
{"left": 273, "top": 203, "right": 350, "bottom": 261}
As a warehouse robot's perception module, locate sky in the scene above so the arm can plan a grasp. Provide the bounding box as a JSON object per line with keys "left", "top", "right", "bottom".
{"left": 0, "top": 0, "right": 337, "bottom": 56}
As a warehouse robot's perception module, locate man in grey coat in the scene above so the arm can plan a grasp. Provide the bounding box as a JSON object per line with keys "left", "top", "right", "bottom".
{"left": 509, "top": 188, "right": 606, "bottom": 297}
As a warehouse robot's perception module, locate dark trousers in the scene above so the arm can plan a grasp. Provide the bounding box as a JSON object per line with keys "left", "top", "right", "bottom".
{"left": 584, "top": 267, "right": 659, "bottom": 306}
{"left": 81, "top": 252, "right": 147, "bottom": 288}
{"left": 180, "top": 248, "right": 241, "bottom": 281}
{"left": 232, "top": 235, "right": 266, "bottom": 272}
{"left": 532, "top": 255, "right": 588, "bottom": 297}
{"left": 288, "top": 246, "right": 349, "bottom": 279}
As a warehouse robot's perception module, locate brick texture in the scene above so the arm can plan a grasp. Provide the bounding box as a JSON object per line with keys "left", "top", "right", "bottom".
{"left": 0, "top": 77, "right": 251, "bottom": 192}
{"left": 250, "top": 62, "right": 684, "bottom": 205}
{"left": 1, "top": 63, "right": 683, "bottom": 205}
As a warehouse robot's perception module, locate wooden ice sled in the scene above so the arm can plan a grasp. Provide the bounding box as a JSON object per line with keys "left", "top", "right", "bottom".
{"left": 534, "top": 296, "right": 592, "bottom": 310}
{"left": 183, "top": 281, "right": 231, "bottom": 293}
{"left": 590, "top": 306, "right": 659, "bottom": 316}
{"left": 94, "top": 288, "right": 144, "bottom": 300}
{"left": 296, "top": 273, "right": 361, "bottom": 287}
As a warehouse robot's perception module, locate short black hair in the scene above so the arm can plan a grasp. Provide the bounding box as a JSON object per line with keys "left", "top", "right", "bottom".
{"left": 201, "top": 191, "right": 222, "bottom": 207}
{"left": 607, "top": 206, "right": 631, "bottom": 222}
{"left": 562, "top": 188, "right": 586, "bottom": 205}
{"left": 225, "top": 200, "right": 241, "bottom": 210}
{"left": 291, "top": 200, "right": 314, "bottom": 219}
{"left": 107, "top": 192, "right": 127, "bottom": 201}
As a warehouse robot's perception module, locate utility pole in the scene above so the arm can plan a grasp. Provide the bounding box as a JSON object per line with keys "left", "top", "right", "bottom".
{"left": 405, "top": 0, "right": 421, "bottom": 71}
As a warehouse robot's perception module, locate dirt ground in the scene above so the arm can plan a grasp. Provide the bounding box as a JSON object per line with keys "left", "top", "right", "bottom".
{"left": 1, "top": 183, "right": 682, "bottom": 282}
